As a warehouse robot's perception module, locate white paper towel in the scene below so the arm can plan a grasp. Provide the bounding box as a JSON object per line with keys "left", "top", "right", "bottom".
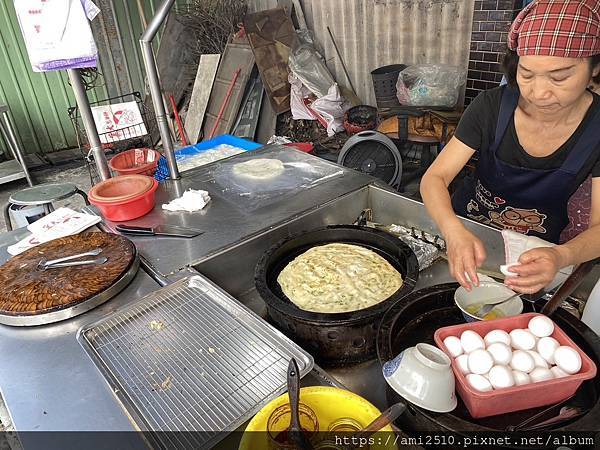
{"left": 162, "top": 189, "right": 211, "bottom": 212}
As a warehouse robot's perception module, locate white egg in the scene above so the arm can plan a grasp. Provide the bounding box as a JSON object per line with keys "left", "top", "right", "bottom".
{"left": 488, "top": 365, "right": 515, "bottom": 389}
{"left": 537, "top": 337, "right": 560, "bottom": 364}
{"left": 528, "top": 316, "right": 554, "bottom": 338}
{"left": 529, "top": 367, "right": 554, "bottom": 383}
{"left": 510, "top": 329, "right": 537, "bottom": 351}
{"left": 456, "top": 354, "right": 470, "bottom": 375}
{"left": 512, "top": 370, "right": 531, "bottom": 386}
{"left": 466, "top": 374, "right": 493, "bottom": 392}
{"left": 510, "top": 350, "right": 535, "bottom": 373}
{"left": 551, "top": 366, "right": 569, "bottom": 379}
{"left": 484, "top": 329, "right": 511, "bottom": 347}
{"left": 487, "top": 342, "right": 512, "bottom": 366}
{"left": 468, "top": 349, "right": 494, "bottom": 375}
{"left": 527, "top": 350, "right": 549, "bottom": 369}
{"left": 443, "top": 336, "right": 463, "bottom": 357}
{"left": 460, "top": 330, "right": 485, "bottom": 353}
{"left": 554, "top": 346, "right": 582, "bottom": 375}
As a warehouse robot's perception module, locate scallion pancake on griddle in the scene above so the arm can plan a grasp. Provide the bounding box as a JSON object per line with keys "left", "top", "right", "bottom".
{"left": 277, "top": 243, "right": 403, "bottom": 313}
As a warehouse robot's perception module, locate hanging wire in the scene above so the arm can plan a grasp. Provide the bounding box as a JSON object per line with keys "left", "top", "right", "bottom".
{"left": 66, "top": 68, "right": 104, "bottom": 91}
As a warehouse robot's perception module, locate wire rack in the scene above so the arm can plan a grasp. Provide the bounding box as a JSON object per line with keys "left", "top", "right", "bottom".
{"left": 68, "top": 92, "right": 158, "bottom": 184}
{"left": 78, "top": 276, "right": 313, "bottom": 449}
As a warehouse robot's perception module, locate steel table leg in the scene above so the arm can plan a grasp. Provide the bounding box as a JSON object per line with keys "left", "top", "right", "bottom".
{"left": 3, "top": 203, "right": 13, "bottom": 232}
{"left": 1, "top": 112, "right": 33, "bottom": 187}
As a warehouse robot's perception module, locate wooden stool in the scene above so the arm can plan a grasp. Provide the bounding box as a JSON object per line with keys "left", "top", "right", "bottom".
{"left": 4, "top": 183, "right": 89, "bottom": 231}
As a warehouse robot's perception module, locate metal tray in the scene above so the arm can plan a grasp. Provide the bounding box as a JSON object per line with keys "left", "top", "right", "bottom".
{"left": 78, "top": 275, "right": 314, "bottom": 449}
{"left": 0, "top": 250, "right": 140, "bottom": 327}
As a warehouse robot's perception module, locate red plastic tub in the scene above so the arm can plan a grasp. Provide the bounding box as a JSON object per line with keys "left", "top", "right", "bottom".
{"left": 434, "top": 313, "right": 597, "bottom": 418}
{"left": 284, "top": 142, "right": 314, "bottom": 153}
{"left": 89, "top": 176, "right": 159, "bottom": 222}
{"left": 109, "top": 148, "right": 160, "bottom": 176}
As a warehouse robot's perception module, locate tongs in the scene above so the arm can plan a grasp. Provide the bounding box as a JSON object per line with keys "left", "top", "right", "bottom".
{"left": 37, "top": 248, "right": 107, "bottom": 271}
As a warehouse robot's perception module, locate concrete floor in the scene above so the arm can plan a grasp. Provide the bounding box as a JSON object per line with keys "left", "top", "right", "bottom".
{"left": 0, "top": 160, "right": 92, "bottom": 233}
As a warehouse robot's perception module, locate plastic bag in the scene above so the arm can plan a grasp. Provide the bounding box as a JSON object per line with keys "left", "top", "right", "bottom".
{"left": 311, "top": 84, "right": 349, "bottom": 136}
{"left": 396, "top": 64, "right": 465, "bottom": 107}
{"left": 211, "top": 145, "right": 344, "bottom": 211}
{"left": 289, "top": 73, "right": 350, "bottom": 137}
{"left": 289, "top": 73, "right": 315, "bottom": 121}
{"left": 296, "top": 29, "right": 315, "bottom": 47}
{"left": 288, "top": 44, "right": 336, "bottom": 98}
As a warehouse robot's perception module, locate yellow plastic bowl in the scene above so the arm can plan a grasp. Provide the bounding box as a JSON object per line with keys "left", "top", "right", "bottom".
{"left": 239, "top": 386, "right": 397, "bottom": 450}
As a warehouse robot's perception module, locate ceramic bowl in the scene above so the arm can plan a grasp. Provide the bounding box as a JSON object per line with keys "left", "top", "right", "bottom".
{"left": 454, "top": 280, "right": 523, "bottom": 322}
{"left": 383, "top": 343, "right": 457, "bottom": 413}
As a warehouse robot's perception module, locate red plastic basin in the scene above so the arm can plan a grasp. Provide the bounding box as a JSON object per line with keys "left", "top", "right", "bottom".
{"left": 89, "top": 177, "right": 158, "bottom": 222}
{"left": 434, "top": 312, "right": 597, "bottom": 418}
{"left": 109, "top": 148, "right": 160, "bottom": 176}
{"left": 88, "top": 174, "right": 154, "bottom": 203}
{"left": 284, "top": 142, "right": 314, "bottom": 153}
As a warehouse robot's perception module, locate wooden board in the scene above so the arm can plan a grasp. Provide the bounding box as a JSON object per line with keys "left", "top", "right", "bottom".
{"left": 146, "top": 14, "right": 197, "bottom": 145}
{"left": 184, "top": 54, "right": 221, "bottom": 144}
{"left": 244, "top": 8, "right": 299, "bottom": 114}
{"left": 0, "top": 233, "right": 135, "bottom": 316}
{"left": 202, "top": 36, "right": 255, "bottom": 140}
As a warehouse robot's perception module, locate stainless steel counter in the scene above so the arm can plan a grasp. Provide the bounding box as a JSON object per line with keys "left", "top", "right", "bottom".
{"left": 0, "top": 149, "right": 595, "bottom": 445}
{"left": 0, "top": 268, "right": 160, "bottom": 432}
{"left": 98, "top": 146, "right": 374, "bottom": 278}
{"left": 190, "top": 186, "right": 467, "bottom": 411}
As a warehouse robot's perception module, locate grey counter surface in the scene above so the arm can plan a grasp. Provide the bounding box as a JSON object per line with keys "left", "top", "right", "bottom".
{"left": 0, "top": 266, "right": 160, "bottom": 432}
{"left": 0, "top": 149, "right": 593, "bottom": 444}
{"left": 98, "top": 146, "right": 374, "bottom": 278}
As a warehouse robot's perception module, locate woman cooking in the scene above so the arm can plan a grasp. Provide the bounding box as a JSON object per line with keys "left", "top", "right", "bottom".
{"left": 421, "top": 0, "right": 600, "bottom": 294}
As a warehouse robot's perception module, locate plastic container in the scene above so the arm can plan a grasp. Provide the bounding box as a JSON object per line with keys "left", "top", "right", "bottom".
{"left": 89, "top": 176, "right": 158, "bottom": 222}
{"left": 343, "top": 105, "right": 378, "bottom": 135}
{"left": 154, "top": 134, "right": 261, "bottom": 181}
{"left": 109, "top": 148, "right": 160, "bottom": 176}
{"left": 434, "top": 313, "right": 597, "bottom": 418}
{"left": 88, "top": 175, "right": 154, "bottom": 203}
{"left": 284, "top": 142, "right": 314, "bottom": 153}
{"left": 371, "top": 64, "right": 406, "bottom": 109}
{"left": 240, "top": 386, "right": 396, "bottom": 450}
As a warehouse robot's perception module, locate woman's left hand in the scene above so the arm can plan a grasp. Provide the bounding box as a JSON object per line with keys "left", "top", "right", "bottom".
{"left": 504, "top": 247, "right": 569, "bottom": 294}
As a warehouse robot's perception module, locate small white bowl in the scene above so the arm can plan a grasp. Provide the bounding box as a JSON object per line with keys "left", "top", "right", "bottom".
{"left": 455, "top": 281, "right": 523, "bottom": 322}
{"left": 383, "top": 343, "right": 457, "bottom": 413}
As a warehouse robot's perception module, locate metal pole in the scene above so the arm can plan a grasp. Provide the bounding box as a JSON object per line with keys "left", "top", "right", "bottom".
{"left": 67, "top": 69, "right": 111, "bottom": 181}
{"left": 0, "top": 112, "right": 33, "bottom": 186}
{"left": 140, "top": 0, "right": 180, "bottom": 180}
{"left": 327, "top": 26, "right": 356, "bottom": 95}
{"left": 135, "top": 0, "right": 148, "bottom": 28}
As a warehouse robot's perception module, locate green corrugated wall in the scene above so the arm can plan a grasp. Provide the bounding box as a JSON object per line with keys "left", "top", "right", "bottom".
{"left": 0, "top": 0, "right": 188, "bottom": 157}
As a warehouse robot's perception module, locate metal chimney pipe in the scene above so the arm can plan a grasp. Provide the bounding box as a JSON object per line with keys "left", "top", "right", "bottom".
{"left": 68, "top": 69, "right": 111, "bottom": 181}
{"left": 140, "top": 0, "right": 180, "bottom": 180}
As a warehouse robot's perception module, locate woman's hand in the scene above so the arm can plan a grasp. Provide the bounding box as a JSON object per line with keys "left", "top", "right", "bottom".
{"left": 504, "top": 247, "right": 570, "bottom": 294}
{"left": 444, "top": 224, "right": 487, "bottom": 290}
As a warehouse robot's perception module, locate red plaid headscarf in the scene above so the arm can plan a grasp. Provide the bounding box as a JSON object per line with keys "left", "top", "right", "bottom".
{"left": 508, "top": 0, "right": 600, "bottom": 58}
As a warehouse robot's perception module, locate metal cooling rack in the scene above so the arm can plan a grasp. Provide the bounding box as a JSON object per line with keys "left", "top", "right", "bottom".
{"left": 78, "top": 275, "right": 313, "bottom": 449}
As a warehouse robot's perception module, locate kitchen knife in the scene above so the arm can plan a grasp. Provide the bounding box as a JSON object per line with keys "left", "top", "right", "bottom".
{"left": 115, "top": 224, "right": 203, "bottom": 238}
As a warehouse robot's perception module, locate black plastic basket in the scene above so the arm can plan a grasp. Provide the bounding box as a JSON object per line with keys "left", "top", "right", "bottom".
{"left": 371, "top": 64, "right": 407, "bottom": 108}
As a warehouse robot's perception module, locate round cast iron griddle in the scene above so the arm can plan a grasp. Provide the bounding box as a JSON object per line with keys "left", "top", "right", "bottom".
{"left": 255, "top": 225, "right": 419, "bottom": 364}
{"left": 0, "top": 232, "right": 137, "bottom": 325}
{"left": 376, "top": 283, "right": 600, "bottom": 448}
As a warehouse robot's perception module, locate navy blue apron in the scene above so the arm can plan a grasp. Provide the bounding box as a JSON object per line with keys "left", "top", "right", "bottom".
{"left": 452, "top": 86, "right": 600, "bottom": 244}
